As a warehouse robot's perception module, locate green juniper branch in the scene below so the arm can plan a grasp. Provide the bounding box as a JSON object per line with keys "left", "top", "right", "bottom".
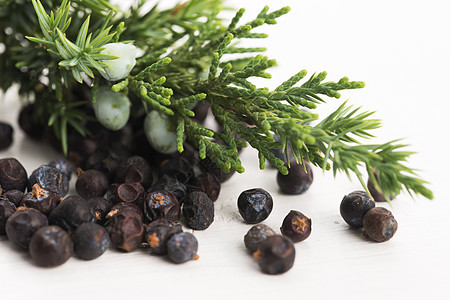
{"left": 0, "top": 0, "right": 433, "bottom": 200}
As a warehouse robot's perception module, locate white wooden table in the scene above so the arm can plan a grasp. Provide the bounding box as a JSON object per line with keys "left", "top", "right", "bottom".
{"left": 1, "top": 1, "right": 449, "bottom": 299}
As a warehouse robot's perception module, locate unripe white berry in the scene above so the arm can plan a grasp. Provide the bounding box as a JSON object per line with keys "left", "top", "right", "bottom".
{"left": 100, "top": 43, "right": 136, "bottom": 81}
{"left": 144, "top": 110, "right": 178, "bottom": 154}
{"left": 93, "top": 87, "right": 131, "bottom": 131}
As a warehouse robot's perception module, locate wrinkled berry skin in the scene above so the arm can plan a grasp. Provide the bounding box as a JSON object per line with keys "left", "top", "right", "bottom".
{"left": 48, "top": 159, "right": 74, "bottom": 181}
{"left": 28, "top": 165, "right": 69, "bottom": 197}
{"left": 21, "top": 184, "right": 61, "bottom": 215}
{"left": 190, "top": 173, "right": 221, "bottom": 202}
{"left": 73, "top": 223, "right": 110, "bottom": 260}
{"left": 277, "top": 160, "right": 313, "bottom": 195}
{"left": 1, "top": 189, "right": 24, "bottom": 207}
{"left": 0, "top": 121, "right": 13, "bottom": 150}
{"left": 280, "top": 210, "right": 312, "bottom": 243}
{"left": 363, "top": 207, "right": 398, "bottom": 242}
{"left": 115, "top": 156, "right": 153, "bottom": 189}
{"left": 144, "top": 190, "right": 180, "bottom": 223}
{"left": 5, "top": 208, "right": 48, "bottom": 248}
{"left": 340, "top": 191, "right": 376, "bottom": 228}
{"left": 159, "top": 157, "right": 194, "bottom": 184}
{"left": 115, "top": 182, "right": 145, "bottom": 203}
{"left": 0, "top": 158, "right": 28, "bottom": 192}
{"left": 87, "top": 197, "right": 113, "bottom": 225}
{"left": 149, "top": 175, "right": 187, "bottom": 205}
{"left": 108, "top": 210, "right": 144, "bottom": 252}
{"left": 48, "top": 195, "right": 92, "bottom": 233}
{"left": 108, "top": 202, "right": 144, "bottom": 220}
{"left": 145, "top": 220, "right": 183, "bottom": 255}
{"left": 167, "top": 232, "right": 198, "bottom": 264}
{"left": 244, "top": 224, "right": 276, "bottom": 253}
{"left": 29, "top": 226, "right": 73, "bottom": 267}
{"left": 0, "top": 200, "right": 16, "bottom": 235}
{"left": 237, "top": 188, "right": 273, "bottom": 224}
{"left": 76, "top": 169, "right": 109, "bottom": 199}
{"left": 253, "top": 235, "right": 295, "bottom": 275}
{"left": 182, "top": 191, "right": 214, "bottom": 230}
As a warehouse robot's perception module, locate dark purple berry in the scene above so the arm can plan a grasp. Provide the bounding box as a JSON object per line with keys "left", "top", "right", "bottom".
{"left": 0, "top": 200, "right": 16, "bottom": 235}
{"left": 115, "top": 156, "right": 153, "bottom": 189}
{"left": 253, "top": 235, "right": 295, "bottom": 275}
{"left": 149, "top": 175, "right": 187, "bottom": 205}
{"left": 145, "top": 220, "right": 183, "bottom": 255}
{"left": 5, "top": 208, "right": 48, "bottom": 248}
{"left": 363, "top": 207, "right": 398, "bottom": 242}
{"left": 0, "top": 121, "right": 13, "bottom": 150}
{"left": 1, "top": 189, "right": 24, "bottom": 207}
{"left": 21, "top": 184, "right": 61, "bottom": 215}
{"left": 73, "top": 223, "right": 110, "bottom": 260}
{"left": 29, "top": 226, "right": 73, "bottom": 267}
{"left": 86, "top": 197, "right": 113, "bottom": 225}
{"left": 182, "top": 191, "right": 214, "bottom": 230}
{"left": 244, "top": 224, "right": 276, "bottom": 253}
{"left": 76, "top": 169, "right": 109, "bottom": 199}
{"left": 277, "top": 160, "right": 313, "bottom": 195}
{"left": 159, "top": 157, "right": 194, "bottom": 184}
{"left": 144, "top": 190, "right": 180, "bottom": 223}
{"left": 107, "top": 210, "right": 144, "bottom": 252}
{"left": 115, "top": 182, "right": 145, "bottom": 204}
{"left": 237, "top": 188, "right": 273, "bottom": 224}
{"left": 18, "top": 104, "right": 45, "bottom": 140}
{"left": 0, "top": 158, "right": 28, "bottom": 192}
{"left": 190, "top": 172, "right": 221, "bottom": 202}
{"left": 48, "top": 195, "right": 92, "bottom": 233}
{"left": 48, "top": 159, "right": 74, "bottom": 181}
{"left": 167, "top": 232, "right": 198, "bottom": 264}
{"left": 84, "top": 148, "right": 122, "bottom": 180}
{"left": 107, "top": 202, "right": 143, "bottom": 220}
{"left": 280, "top": 210, "right": 312, "bottom": 243}
{"left": 28, "top": 165, "right": 69, "bottom": 197}
{"left": 340, "top": 191, "right": 376, "bottom": 228}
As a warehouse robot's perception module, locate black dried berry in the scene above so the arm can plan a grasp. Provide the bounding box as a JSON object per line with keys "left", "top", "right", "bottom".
{"left": 277, "top": 160, "right": 313, "bottom": 195}
{"left": 1, "top": 189, "right": 24, "bottom": 207}
{"left": 0, "top": 200, "right": 16, "bottom": 235}
{"left": 190, "top": 172, "right": 221, "bottom": 202}
{"left": 167, "top": 232, "right": 198, "bottom": 264}
{"left": 115, "top": 156, "right": 153, "bottom": 189}
{"left": 73, "top": 223, "right": 110, "bottom": 260}
{"left": 21, "top": 184, "right": 61, "bottom": 215}
{"left": 48, "top": 159, "right": 74, "bottom": 181}
{"left": 182, "top": 191, "right": 214, "bottom": 230}
{"left": 107, "top": 210, "right": 144, "bottom": 252}
{"left": 29, "top": 225, "right": 73, "bottom": 267}
{"left": 253, "top": 235, "right": 295, "bottom": 275}
{"left": 28, "top": 165, "right": 69, "bottom": 197}
{"left": 144, "top": 190, "right": 180, "bottom": 223}
{"left": 87, "top": 197, "right": 113, "bottom": 225}
{"left": 76, "top": 169, "right": 109, "bottom": 199}
{"left": 0, "top": 158, "right": 28, "bottom": 192}
{"left": 107, "top": 202, "right": 144, "bottom": 220}
{"left": 237, "top": 188, "right": 273, "bottom": 224}
{"left": 0, "top": 121, "right": 13, "bottom": 150}
{"left": 48, "top": 195, "right": 92, "bottom": 233}
{"left": 149, "top": 175, "right": 187, "bottom": 205}
{"left": 115, "top": 182, "right": 145, "bottom": 204}
{"left": 340, "top": 191, "right": 376, "bottom": 228}
{"left": 159, "top": 157, "right": 194, "bottom": 184}
{"left": 5, "top": 207, "right": 48, "bottom": 248}
{"left": 145, "top": 221, "right": 182, "bottom": 255}
{"left": 363, "top": 207, "right": 398, "bottom": 242}
{"left": 280, "top": 210, "right": 312, "bottom": 243}
{"left": 244, "top": 224, "right": 276, "bottom": 253}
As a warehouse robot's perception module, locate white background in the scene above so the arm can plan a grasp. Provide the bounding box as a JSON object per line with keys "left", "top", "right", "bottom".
{"left": 1, "top": 0, "right": 449, "bottom": 299}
